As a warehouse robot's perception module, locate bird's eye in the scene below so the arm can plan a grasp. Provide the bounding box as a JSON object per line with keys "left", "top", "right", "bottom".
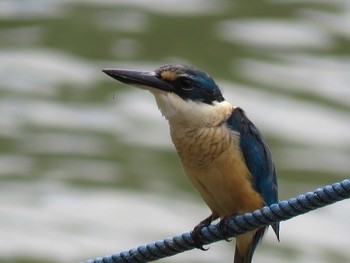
{"left": 179, "top": 78, "right": 194, "bottom": 90}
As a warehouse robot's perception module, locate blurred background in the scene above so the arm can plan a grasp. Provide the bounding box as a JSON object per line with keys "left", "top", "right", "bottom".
{"left": 0, "top": 0, "right": 350, "bottom": 262}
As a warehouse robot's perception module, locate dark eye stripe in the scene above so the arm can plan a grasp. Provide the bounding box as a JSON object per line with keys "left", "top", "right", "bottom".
{"left": 180, "top": 78, "right": 194, "bottom": 90}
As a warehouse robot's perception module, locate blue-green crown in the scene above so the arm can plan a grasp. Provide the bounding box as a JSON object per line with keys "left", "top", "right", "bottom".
{"left": 155, "top": 64, "right": 225, "bottom": 104}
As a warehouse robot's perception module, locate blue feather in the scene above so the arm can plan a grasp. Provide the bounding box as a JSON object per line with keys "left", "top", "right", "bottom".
{"left": 227, "top": 107, "right": 279, "bottom": 240}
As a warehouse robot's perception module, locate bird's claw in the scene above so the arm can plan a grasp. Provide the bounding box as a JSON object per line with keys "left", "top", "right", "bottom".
{"left": 191, "top": 226, "right": 209, "bottom": 251}
{"left": 218, "top": 214, "right": 237, "bottom": 242}
{"left": 191, "top": 215, "right": 214, "bottom": 251}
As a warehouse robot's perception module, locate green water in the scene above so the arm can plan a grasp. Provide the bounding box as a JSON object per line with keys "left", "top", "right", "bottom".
{"left": 0, "top": 1, "right": 349, "bottom": 263}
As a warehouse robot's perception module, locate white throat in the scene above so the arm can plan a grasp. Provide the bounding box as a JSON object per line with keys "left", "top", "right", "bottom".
{"left": 151, "top": 92, "right": 234, "bottom": 127}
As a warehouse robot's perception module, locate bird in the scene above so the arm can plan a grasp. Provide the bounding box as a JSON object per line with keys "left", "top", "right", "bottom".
{"left": 102, "top": 64, "right": 279, "bottom": 263}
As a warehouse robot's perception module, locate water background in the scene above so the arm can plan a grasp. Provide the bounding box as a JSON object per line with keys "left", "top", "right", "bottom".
{"left": 0, "top": 1, "right": 350, "bottom": 262}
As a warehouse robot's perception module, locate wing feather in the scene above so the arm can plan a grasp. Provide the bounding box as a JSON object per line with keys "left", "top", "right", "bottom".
{"left": 226, "top": 107, "right": 279, "bottom": 239}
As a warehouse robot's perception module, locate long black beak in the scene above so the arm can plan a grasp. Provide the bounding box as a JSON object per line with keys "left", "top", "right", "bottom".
{"left": 102, "top": 68, "right": 173, "bottom": 92}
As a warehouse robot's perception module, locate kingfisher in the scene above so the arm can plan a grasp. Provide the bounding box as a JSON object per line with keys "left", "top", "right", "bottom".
{"left": 103, "top": 64, "right": 279, "bottom": 263}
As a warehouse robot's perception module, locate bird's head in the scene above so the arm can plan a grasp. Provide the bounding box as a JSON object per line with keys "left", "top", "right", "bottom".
{"left": 103, "top": 64, "right": 231, "bottom": 122}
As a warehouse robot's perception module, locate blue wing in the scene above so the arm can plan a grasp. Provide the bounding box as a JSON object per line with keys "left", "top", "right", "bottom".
{"left": 226, "top": 107, "right": 279, "bottom": 239}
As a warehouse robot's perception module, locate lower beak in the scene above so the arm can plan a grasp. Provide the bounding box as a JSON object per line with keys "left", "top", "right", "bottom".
{"left": 102, "top": 68, "right": 172, "bottom": 92}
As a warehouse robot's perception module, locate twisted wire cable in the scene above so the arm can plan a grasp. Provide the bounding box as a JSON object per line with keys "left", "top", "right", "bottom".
{"left": 83, "top": 179, "right": 350, "bottom": 263}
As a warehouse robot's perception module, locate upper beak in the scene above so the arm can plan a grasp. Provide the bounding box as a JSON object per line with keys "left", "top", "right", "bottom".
{"left": 102, "top": 68, "right": 173, "bottom": 92}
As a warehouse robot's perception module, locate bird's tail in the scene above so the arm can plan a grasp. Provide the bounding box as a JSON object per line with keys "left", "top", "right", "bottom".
{"left": 233, "top": 227, "right": 266, "bottom": 263}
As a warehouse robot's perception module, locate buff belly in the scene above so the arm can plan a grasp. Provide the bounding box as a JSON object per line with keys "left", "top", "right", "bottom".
{"left": 170, "top": 124, "right": 264, "bottom": 218}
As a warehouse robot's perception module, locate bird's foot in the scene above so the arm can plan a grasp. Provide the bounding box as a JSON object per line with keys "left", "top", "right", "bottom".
{"left": 191, "top": 215, "right": 214, "bottom": 251}
{"left": 218, "top": 213, "right": 238, "bottom": 242}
